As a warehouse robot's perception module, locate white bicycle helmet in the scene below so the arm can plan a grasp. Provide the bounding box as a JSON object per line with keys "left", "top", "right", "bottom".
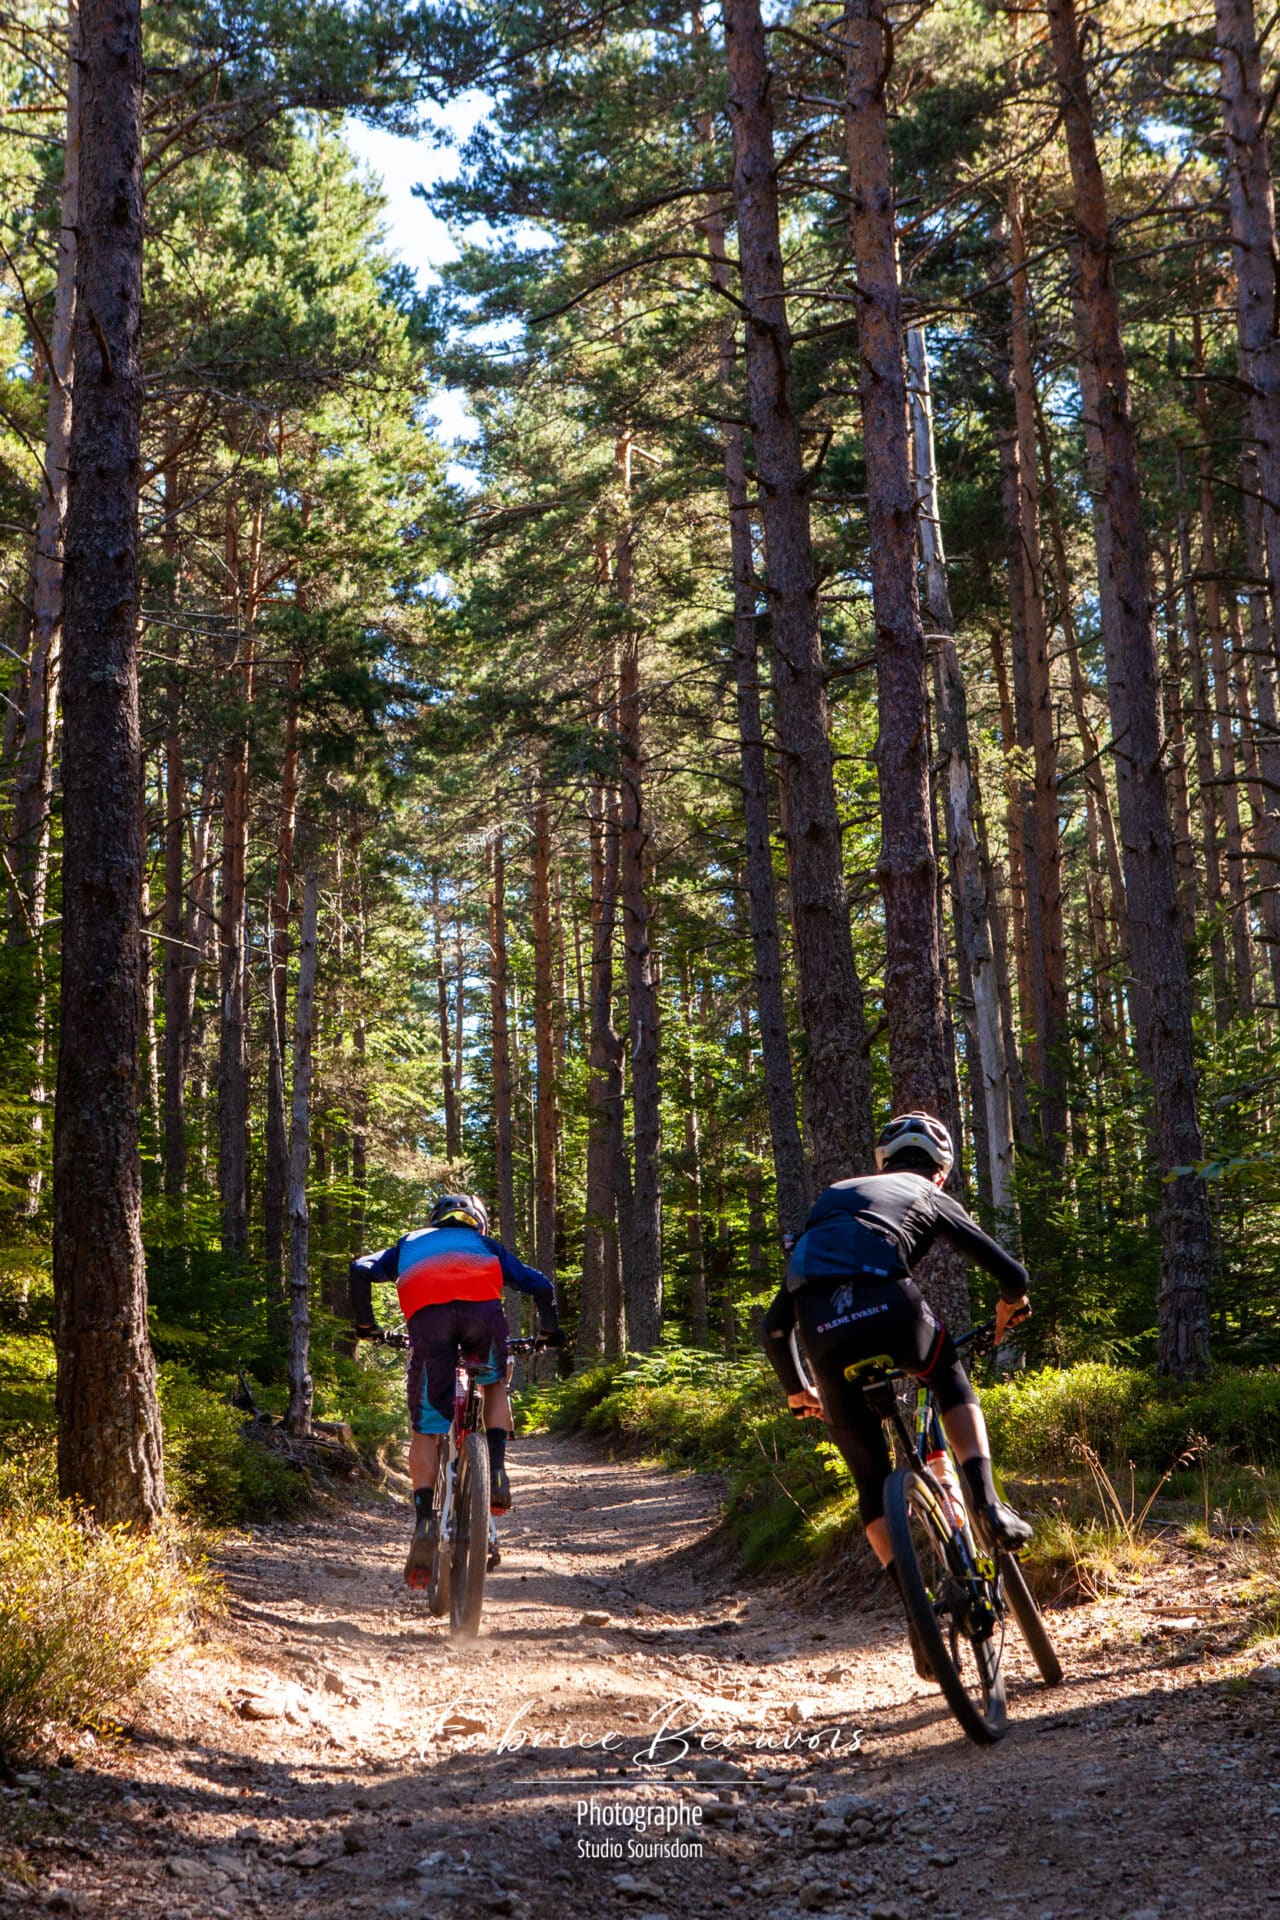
{"left": 874, "top": 1111, "right": 954, "bottom": 1177}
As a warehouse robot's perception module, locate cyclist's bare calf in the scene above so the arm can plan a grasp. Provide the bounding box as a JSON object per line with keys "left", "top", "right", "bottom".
{"left": 409, "top": 1381, "right": 512, "bottom": 1491}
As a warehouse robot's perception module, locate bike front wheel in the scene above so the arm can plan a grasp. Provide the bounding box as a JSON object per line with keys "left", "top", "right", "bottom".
{"left": 426, "top": 1457, "right": 451, "bottom": 1618}
{"left": 449, "top": 1431, "right": 491, "bottom": 1640}
{"left": 885, "top": 1466, "right": 1007, "bottom": 1745}
{"left": 999, "top": 1549, "right": 1063, "bottom": 1687}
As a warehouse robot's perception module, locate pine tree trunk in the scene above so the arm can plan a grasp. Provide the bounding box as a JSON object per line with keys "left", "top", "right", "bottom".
{"left": 703, "top": 121, "right": 809, "bottom": 1240}
{"left": 613, "top": 439, "right": 663, "bottom": 1347}
{"left": 1241, "top": 464, "right": 1280, "bottom": 1003}
{"left": 1179, "top": 508, "right": 1231, "bottom": 1018}
{"left": 723, "top": 0, "right": 873, "bottom": 1192}
{"left": 843, "top": 0, "right": 968, "bottom": 1328}
{"left": 581, "top": 744, "right": 626, "bottom": 1358}
{"left": 216, "top": 497, "right": 257, "bottom": 1257}
{"left": 433, "top": 871, "right": 460, "bottom": 1160}
{"left": 285, "top": 866, "right": 318, "bottom": 1436}
{"left": 1193, "top": 317, "right": 1256, "bottom": 1012}
{"left": 907, "top": 327, "right": 1017, "bottom": 1230}
{"left": 264, "top": 657, "right": 301, "bottom": 1281}
{"left": 488, "top": 833, "right": 518, "bottom": 1248}
{"left": 531, "top": 785, "right": 558, "bottom": 1282}
{"left": 53, "top": 0, "right": 164, "bottom": 1524}
{"left": 1048, "top": 0, "right": 1213, "bottom": 1378}
{"left": 1217, "top": 0, "right": 1280, "bottom": 642}
{"left": 1005, "top": 190, "right": 1069, "bottom": 1141}
{"left": 1157, "top": 540, "right": 1199, "bottom": 941}
{"left": 680, "top": 959, "right": 708, "bottom": 1341}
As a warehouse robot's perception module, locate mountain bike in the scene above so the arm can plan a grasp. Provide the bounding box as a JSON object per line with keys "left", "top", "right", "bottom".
{"left": 793, "top": 1314, "right": 1062, "bottom": 1744}
{"left": 863, "top": 1316, "right": 1061, "bottom": 1741}
{"left": 423, "top": 1333, "right": 548, "bottom": 1641}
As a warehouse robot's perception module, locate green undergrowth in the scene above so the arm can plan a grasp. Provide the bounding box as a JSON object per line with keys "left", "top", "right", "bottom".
{"left": 518, "top": 1347, "right": 1280, "bottom": 1576}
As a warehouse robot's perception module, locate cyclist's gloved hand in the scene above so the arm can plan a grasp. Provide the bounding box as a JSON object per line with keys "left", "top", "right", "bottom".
{"left": 994, "top": 1295, "right": 1031, "bottom": 1346}
{"left": 539, "top": 1323, "right": 565, "bottom": 1349}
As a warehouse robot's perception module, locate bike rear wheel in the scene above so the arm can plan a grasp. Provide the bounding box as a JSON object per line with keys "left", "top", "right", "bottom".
{"left": 885, "top": 1466, "right": 1007, "bottom": 1745}
{"left": 999, "top": 1549, "right": 1063, "bottom": 1687}
{"left": 449, "top": 1431, "right": 491, "bottom": 1640}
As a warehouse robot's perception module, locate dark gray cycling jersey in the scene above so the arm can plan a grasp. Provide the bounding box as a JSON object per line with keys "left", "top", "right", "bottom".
{"left": 784, "top": 1171, "right": 1028, "bottom": 1303}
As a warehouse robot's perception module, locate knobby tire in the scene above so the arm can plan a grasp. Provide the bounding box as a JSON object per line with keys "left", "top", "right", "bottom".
{"left": 426, "top": 1454, "right": 451, "bottom": 1618}
{"left": 999, "top": 1549, "right": 1064, "bottom": 1687}
{"left": 450, "top": 1430, "right": 491, "bottom": 1640}
{"left": 884, "top": 1465, "right": 1007, "bottom": 1745}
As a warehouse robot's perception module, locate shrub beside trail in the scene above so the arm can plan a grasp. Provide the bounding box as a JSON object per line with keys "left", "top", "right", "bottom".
{"left": 0, "top": 1449, "right": 211, "bottom": 1761}
{"left": 518, "top": 1348, "right": 1280, "bottom": 1571}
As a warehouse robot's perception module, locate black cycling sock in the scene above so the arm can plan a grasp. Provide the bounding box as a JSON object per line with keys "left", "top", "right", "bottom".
{"left": 487, "top": 1427, "right": 508, "bottom": 1476}
{"left": 413, "top": 1486, "right": 434, "bottom": 1525}
{"left": 960, "top": 1454, "right": 999, "bottom": 1510}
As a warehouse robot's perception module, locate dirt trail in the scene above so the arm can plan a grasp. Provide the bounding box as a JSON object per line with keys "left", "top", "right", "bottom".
{"left": 1, "top": 1433, "right": 1273, "bottom": 1920}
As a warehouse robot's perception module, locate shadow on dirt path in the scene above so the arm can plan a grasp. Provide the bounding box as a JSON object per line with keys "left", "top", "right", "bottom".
{"left": 0, "top": 1432, "right": 1274, "bottom": 1920}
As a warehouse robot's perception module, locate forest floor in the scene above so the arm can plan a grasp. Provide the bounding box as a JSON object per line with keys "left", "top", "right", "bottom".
{"left": 0, "top": 1432, "right": 1276, "bottom": 1920}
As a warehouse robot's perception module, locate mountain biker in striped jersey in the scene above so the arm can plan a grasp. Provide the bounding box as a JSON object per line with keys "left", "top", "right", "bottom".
{"left": 349, "top": 1193, "right": 561, "bottom": 1589}
{"left": 761, "top": 1113, "right": 1032, "bottom": 1676}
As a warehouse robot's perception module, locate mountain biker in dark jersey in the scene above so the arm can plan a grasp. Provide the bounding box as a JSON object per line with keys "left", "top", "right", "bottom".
{"left": 349, "top": 1193, "right": 561, "bottom": 1588}
{"left": 761, "top": 1113, "right": 1032, "bottom": 1676}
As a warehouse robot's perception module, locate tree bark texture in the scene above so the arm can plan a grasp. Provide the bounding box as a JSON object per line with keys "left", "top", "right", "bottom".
{"left": 53, "top": 0, "right": 164, "bottom": 1524}
{"left": 285, "top": 866, "right": 318, "bottom": 1436}
{"left": 613, "top": 438, "right": 663, "bottom": 1348}
{"left": 724, "top": 0, "right": 873, "bottom": 1193}
{"left": 1048, "top": 0, "right": 1213, "bottom": 1377}
{"left": 843, "top": 0, "right": 969, "bottom": 1328}
{"left": 433, "top": 871, "right": 461, "bottom": 1161}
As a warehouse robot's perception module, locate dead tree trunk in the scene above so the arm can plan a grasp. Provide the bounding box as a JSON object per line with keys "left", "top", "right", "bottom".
{"left": 581, "top": 708, "right": 626, "bottom": 1358}
{"left": 285, "top": 865, "right": 319, "bottom": 1437}
{"left": 433, "top": 871, "right": 461, "bottom": 1160}
{"left": 1048, "top": 0, "right": 1213, "bottom": 1377}
{"left": 702, "top": 86, "right": 809, "bottom": 1240}
{"left": 53, "top": 0, "right": 164, "bottom": 1524}
{"left": 1005, "top": 191, "right": 1068, "bottom": 1140}
{"left": 723, "top": 0, "right": 873, "bottom": 1192}
{"left": 264, "top": 654, "right": 301, "bottom": 1283}
{"left": 843, "top": 0, "right": 968, "bottom": 1326}
{"left": 531, "top": 785, "right": 558, "bottom": 1283}
{"left": 680, "top": 957, "right": 708, "bottom": 1341}
{"left": 488, "top": 833, "right": 518, "bottom": 1249}
{"left": 907, "top": 328, "right": 1018, "bottom": 1230}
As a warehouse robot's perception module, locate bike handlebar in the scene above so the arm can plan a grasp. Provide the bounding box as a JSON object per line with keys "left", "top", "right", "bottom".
{"left": 363, "top": 1328, "right": 555, "bottom": 1357}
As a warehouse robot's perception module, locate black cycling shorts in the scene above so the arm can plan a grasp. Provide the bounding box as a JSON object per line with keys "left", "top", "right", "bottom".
{"left": 406, "top": 1298, "right": 509, "bottom": 1436}
{"left": 794, "top": 1275, "right": 974, "bottom": 1527}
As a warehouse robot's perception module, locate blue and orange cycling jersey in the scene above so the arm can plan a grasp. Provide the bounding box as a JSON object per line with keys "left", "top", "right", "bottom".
{"left": 349, "top": 1227, "right": 555, "bottom": 1329}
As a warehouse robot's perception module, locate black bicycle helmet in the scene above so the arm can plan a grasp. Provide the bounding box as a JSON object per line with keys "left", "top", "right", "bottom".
{"left": 874, "top": 1111, "right": 954, "bottom": 1178}
{"left": 429, "top": 1192, "right": 490, "bottom": 1234}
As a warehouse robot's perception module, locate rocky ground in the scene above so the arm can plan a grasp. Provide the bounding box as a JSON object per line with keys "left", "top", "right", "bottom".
{"left": 0, "top": 1432, "right": 1275, "bottom": 1920}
